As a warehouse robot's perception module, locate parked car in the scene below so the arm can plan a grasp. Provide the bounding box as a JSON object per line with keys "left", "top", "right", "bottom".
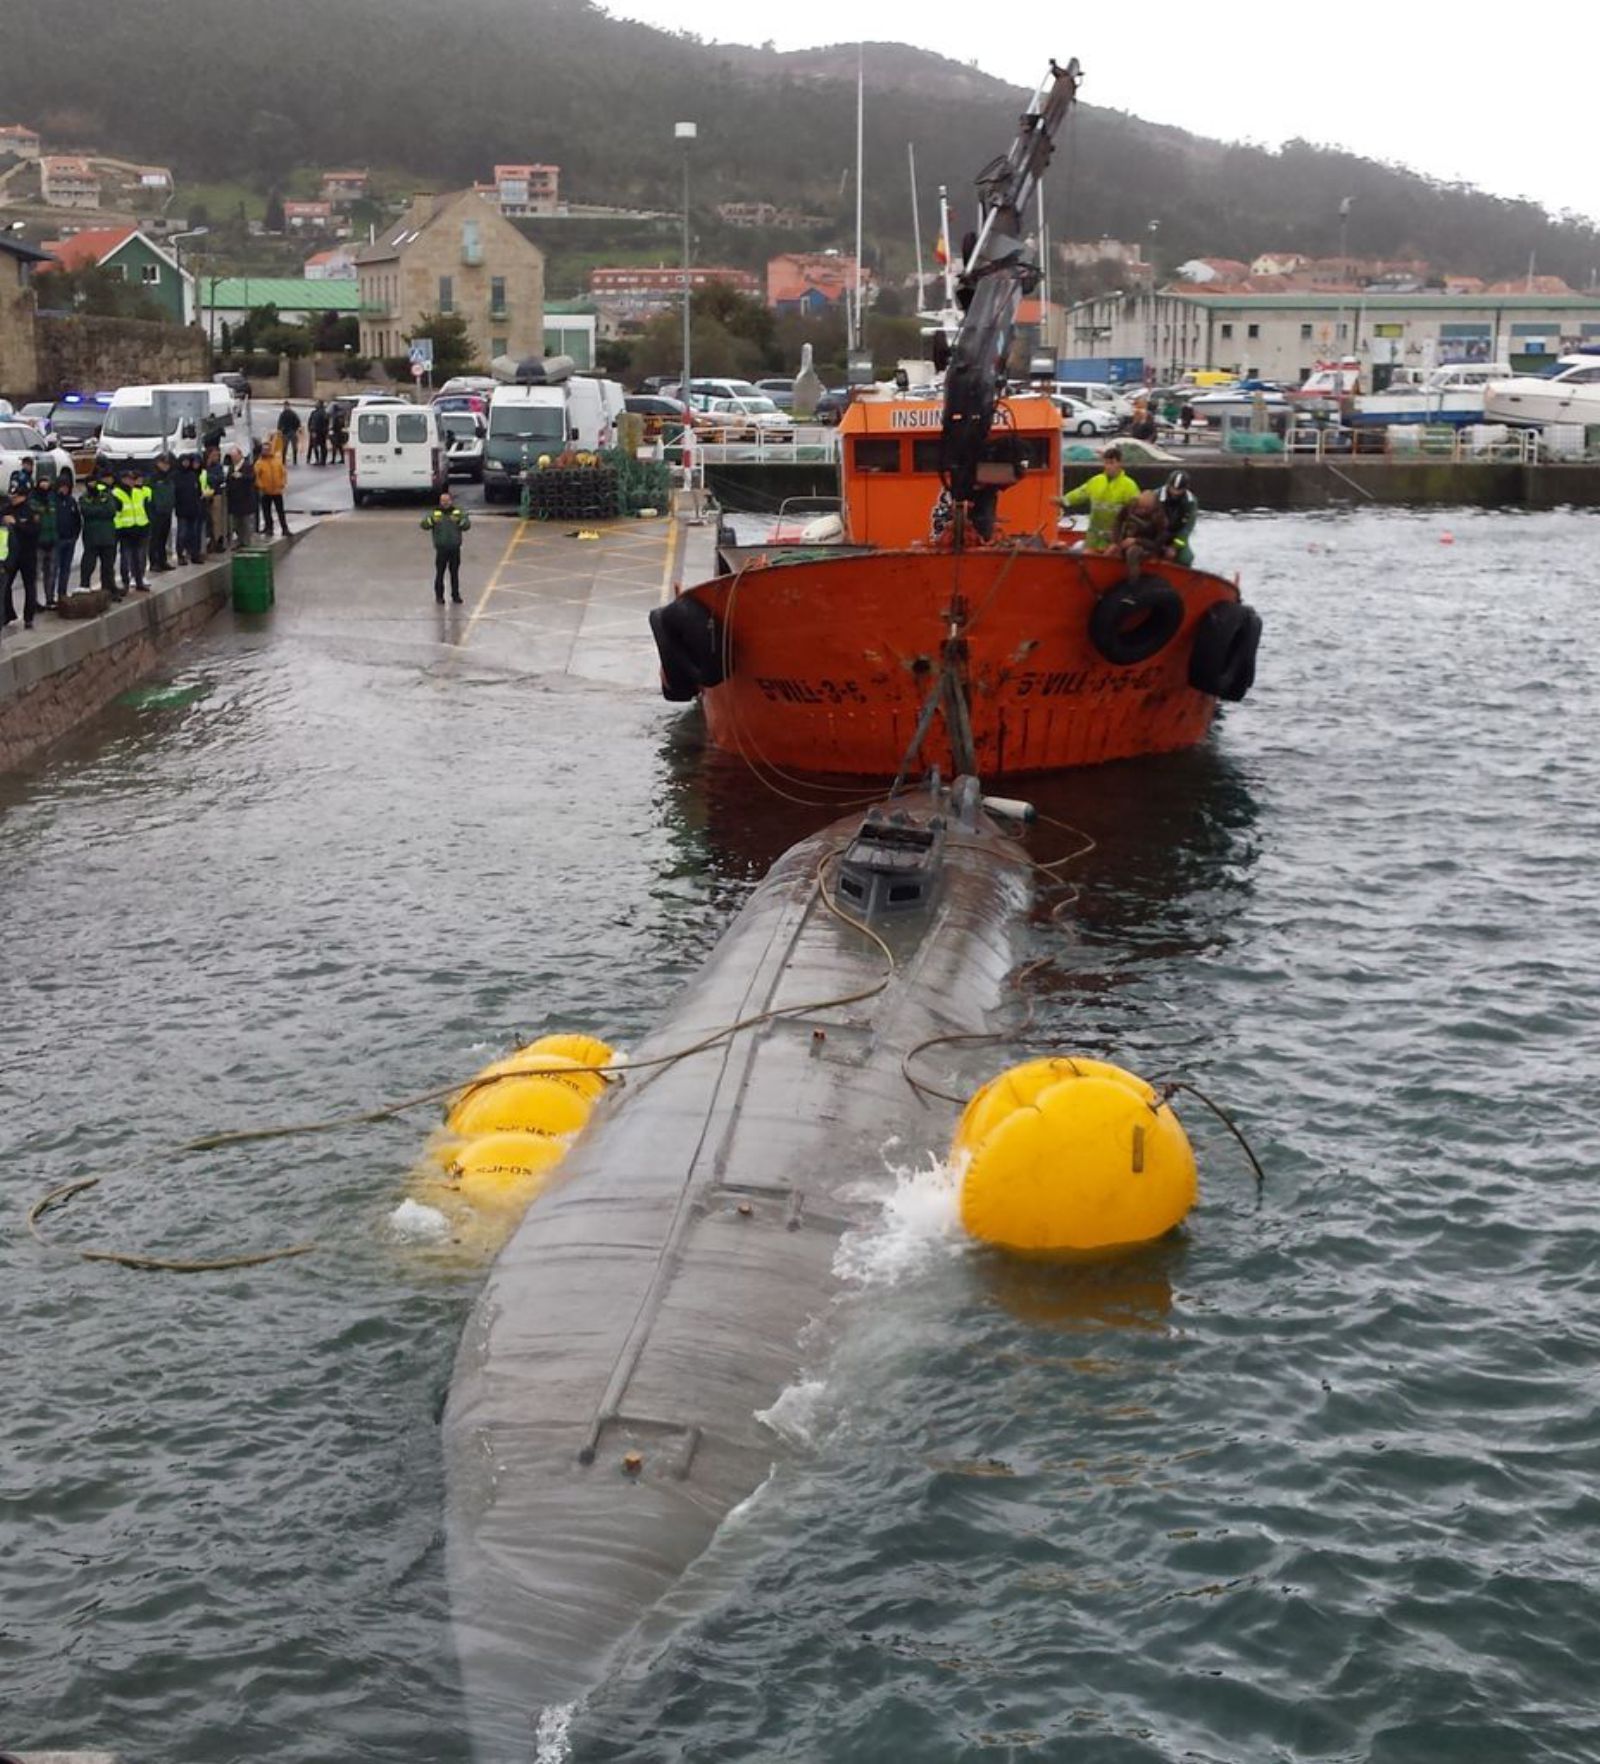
{"left": 755, "top": 377, "right": 796, "bottom": 411}
{"left": 1054, "top": 395, "right": 1120, "bottom": 437}
{"left": 812, "top": 386, "right": 853, "bottom": 425}
{"left": 624, "top": 393, "right": 696, "bottom": 441}
{"left": 691, "top": 393, "right": 794, "bottom": 442}
{"left": 19, "top": 400, "right": 54, "bottom": 428}
{"left": 0, "top": 420, "right": 76, "bottom": 488}
{"left": 44, "top": 395, "right": 112, "bottom": 448}
{"left": 439, "top": 409, "right": 487, "bottom": 481}
{"left": 213, "top": 372, "right": 251, "bottom": 417}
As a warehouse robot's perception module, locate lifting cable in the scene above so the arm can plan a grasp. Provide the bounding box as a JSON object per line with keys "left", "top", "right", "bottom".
{"left": 23, "top": 849, "right": 897, "bottom": 1274}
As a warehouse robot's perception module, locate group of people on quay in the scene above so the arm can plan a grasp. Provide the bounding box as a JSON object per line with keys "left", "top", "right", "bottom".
{"left": 275, "top": 399, "right": 346, "bottom": 467}
{"left": 1, "top": 433, "right": 297, "bottom": 633}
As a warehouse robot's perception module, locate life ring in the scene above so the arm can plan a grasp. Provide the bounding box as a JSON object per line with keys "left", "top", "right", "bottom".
{"left": 1188, "top": 601, "right": 1262, "bottom": 701}
{"left": 1088, "top": 578, "right": 1184, "bottom": 665}
{"left": 649, "top": 596, "right": 726, "bottom": 702}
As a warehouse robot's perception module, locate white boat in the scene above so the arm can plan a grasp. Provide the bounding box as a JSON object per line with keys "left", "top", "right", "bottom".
{"left": 1483, "top": 355, "right": 1600, "bottom": 427}
{"left": 1348, "top": 362, "right": 1512, "bottom": 429}
{"left": 1292, "top": 359, "right": 1360, "bottom": 401}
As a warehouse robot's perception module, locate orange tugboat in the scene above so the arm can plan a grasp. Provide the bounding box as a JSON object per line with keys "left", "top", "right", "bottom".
{"left": 650, "top": 60, "right": 1262, "bottom": 781}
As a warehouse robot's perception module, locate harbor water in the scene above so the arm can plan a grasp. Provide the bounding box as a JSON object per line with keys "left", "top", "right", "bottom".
{"left": 2, "top": 508, "right": 1597, "bottom": 1761}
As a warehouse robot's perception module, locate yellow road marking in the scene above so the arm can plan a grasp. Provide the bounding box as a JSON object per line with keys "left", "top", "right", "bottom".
{"left": 463, "top": 517, "right": 532, "bottom": 642}
{"left": 658, "top": 511, "right": 679, "bottom": 605}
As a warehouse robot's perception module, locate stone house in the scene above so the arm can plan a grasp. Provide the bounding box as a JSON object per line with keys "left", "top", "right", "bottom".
{"left": 0, "top": 235, "right": 53, "bottom": 393}
{"left": 355, "top": 190, "right": 544, "bottom": 366}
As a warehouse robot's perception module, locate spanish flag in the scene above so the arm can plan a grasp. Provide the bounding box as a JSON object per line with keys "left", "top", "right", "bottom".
{"left": 933, "top": 233, "right": 948, "bottom": 266}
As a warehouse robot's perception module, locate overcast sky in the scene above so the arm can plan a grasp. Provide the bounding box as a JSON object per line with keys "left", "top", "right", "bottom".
{"left": 605, "top": 0, "right": 1597, "bottom": 225}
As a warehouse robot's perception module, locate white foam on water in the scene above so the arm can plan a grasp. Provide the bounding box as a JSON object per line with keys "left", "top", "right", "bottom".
{"left": 534, "top": 1701, "right": 575, "bottom": 1762}
{"left": 832, "top": 1154, "right": 969, "bottom": 1289}
{"left": 387, "top": 1198, "right": 451, "bottom": 1242}
{"left": 755, "top": 1378, "right": 829, "bottom": 1448}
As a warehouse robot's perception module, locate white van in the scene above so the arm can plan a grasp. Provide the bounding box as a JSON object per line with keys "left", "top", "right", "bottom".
{"left": 348, "top": 402, "right": 445, "bottom": 505}
{"left": 100, "top": 382, "right": 234, "bottom": 464}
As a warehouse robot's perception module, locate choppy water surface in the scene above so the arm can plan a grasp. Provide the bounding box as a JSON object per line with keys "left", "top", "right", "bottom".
{"left": 3, "top": 508, "right": 1598, "bottom": 1762}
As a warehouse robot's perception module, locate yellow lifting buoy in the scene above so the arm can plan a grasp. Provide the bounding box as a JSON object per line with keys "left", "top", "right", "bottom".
{"left": 473, "top": 1048, "right": 607, "bottom": 1103}
{"left": 449, "top": 1131, "right": 569, "bottom": 1209}
{"left": 956, "top": 1056, "right": 1196, "bottom": 1255}
{"left": 447, "top": 1072, "right": 593, "bottom": 1140}
{"left": 526, "top": 1031, "right": 615, "bottom": 1071}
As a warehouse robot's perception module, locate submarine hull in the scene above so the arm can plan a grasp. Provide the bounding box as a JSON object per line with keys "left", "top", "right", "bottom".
{"left": 444, "top": 791, "right": 1030, "bottom": 1754}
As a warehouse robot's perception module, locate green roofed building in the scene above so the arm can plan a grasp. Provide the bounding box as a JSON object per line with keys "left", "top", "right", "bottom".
{"left": 201, "top": 277, "right": 360, "bottom": 343}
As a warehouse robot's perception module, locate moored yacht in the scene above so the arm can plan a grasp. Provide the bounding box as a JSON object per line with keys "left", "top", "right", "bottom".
{"left": 1483, "top": 355, "right": 1600, "bottom": 427}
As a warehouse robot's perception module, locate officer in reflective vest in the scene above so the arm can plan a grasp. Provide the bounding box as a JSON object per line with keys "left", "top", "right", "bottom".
{"left": 113, "top": 467, "right": 152, "bottom": 592}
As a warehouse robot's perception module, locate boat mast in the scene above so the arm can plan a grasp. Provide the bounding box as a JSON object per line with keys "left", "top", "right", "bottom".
{"left": 853, "top": 42, "right": 866, "bottom": 355}
{"left": 909, "top": 141, "right": 924, "bottom": 315}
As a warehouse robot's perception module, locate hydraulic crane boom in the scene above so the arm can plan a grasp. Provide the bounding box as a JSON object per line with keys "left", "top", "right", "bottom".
{"left": 939, "top": 58, "right": 1082, "bottom": 533}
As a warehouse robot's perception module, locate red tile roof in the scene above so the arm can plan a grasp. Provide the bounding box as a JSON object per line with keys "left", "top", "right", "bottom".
{"left": 41, "top": 225, "right": 136, "bottom": 270}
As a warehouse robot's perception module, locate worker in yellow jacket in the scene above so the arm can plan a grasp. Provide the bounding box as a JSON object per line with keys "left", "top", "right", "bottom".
{"left": 255, "top": 434, "right": 291, "bottom": 538}
{"left": 1058, "top": 445, "right": 1140, "bottom": 552}
{"left": 112, "top": 467, "right": 153, "bottom": 592}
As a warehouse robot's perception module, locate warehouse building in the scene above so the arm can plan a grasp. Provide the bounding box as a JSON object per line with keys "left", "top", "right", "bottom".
{"left": 1065, "top": 288, "right": 1600, "bottom": 385}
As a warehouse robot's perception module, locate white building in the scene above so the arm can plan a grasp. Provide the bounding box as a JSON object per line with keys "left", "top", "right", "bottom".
{"left": 40, "top": 156, "right": 100, "bottom": 209}
{"left": 304, "top": 245, "right": 358, "bottom": 280}
{"left": 0, "top": 124, "right": 41, "bottom": 160}
{"left": 1067, "top": 288, "right": 1600, "bottom": 385}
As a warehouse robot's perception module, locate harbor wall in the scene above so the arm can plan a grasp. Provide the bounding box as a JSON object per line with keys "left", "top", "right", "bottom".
{"left": 705, "top": 459, "right": 1600, "bottom": 515}
{"left": 0, "top": 537, "right": 296, "bottom": 772}
{"left": 33, "top": 315, "right": 208, "bottom": 401}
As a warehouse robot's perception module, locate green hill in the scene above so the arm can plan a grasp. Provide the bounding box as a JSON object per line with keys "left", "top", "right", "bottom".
{"left": 4, "top": 0, "right": 1596, "bottom": 287}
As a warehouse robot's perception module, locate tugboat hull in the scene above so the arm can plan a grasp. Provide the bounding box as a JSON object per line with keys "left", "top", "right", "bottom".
{"left": 673, "top": 546, "right": 1248, "bottom": 779}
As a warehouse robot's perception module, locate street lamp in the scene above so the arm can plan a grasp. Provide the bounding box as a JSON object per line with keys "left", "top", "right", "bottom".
{"left": 675, "top": 122, "right": 696, "bottom": 406}
{"left": 1336, "top": 196, "right": 1353, "bottom": 362}
{"left": 1146, "top": 219, "right": 1160, "bottom": 380}
{"left": 169, "top": 226, "right": 209, "bottom": 328}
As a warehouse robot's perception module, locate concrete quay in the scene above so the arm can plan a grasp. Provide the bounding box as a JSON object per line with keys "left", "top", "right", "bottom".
{"left": 0, "top": 535, "right": 298, "bottom": 771}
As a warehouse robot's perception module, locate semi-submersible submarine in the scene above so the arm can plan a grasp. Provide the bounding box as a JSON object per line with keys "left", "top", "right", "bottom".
{"left": 444, "top": 59, "right": 1210, "bottom": 1755}
{"left": 445, "top": 781, "right": 1034, "bottom": 1753}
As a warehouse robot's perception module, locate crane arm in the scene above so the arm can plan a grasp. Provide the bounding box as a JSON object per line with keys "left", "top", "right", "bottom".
{"left": 938, "top": 58, "right": 1082, "bottom": 528}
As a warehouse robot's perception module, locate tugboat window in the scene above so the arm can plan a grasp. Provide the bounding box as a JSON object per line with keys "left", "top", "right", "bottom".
{"left": 853, "top": 439, "right": 902, "bottom": 473}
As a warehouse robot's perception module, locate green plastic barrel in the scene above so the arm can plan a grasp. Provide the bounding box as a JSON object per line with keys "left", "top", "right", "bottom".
{"left": 231, "top": 547, "right": 275, "bottom": 613}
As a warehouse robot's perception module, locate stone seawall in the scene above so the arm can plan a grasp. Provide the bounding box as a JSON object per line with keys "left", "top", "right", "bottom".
{"left": 0, "top": 537, "right": 295, "bottom": 772}
{"left": 33, "top": 314, "right": 208, "bottom": 399}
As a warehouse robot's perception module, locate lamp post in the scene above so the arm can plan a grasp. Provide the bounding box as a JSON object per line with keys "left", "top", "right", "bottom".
{"left": 675, "top": 122, "right": 697, "bottom": 407}
{"left": 1336, "top": 196, "right": 1352, "bottom": 362}
{"left": 1146, "top": 219, "right": 1160, "bottom": 382}
{"left": 169, "top": 226, "right": 208, "bottom": 329}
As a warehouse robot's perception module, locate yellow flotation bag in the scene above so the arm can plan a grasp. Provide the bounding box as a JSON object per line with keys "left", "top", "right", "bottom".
{"left": 473, "top": 1048, "right": 607, "bottom": 1103}
{"left": 449, "top": 1131, "right": 568, "bottom": 1209}
{"left": 447, "top": 1072, "right": 593, "bottom": 1139}
{"left": 525, "top": 1031, "right": 615, "bottom": 1071}
{"left": 957, "top": 1056, "right": 1196, "bottom": 1255}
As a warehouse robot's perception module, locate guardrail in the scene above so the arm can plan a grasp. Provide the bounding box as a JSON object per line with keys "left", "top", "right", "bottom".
{"left": 1284, "top": 425, "right": 1544, "bottom": 465}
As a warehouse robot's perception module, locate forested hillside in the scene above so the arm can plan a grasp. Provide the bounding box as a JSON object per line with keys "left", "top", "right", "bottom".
{"left": 3, "top": 0, "right": 1596, "bottom": 285}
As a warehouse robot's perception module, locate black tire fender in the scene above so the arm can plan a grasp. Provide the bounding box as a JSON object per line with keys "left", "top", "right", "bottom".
{"left": 1188, "top": 600, "right": 1262, "bottom": 701}
{"left": 1088, "top": 578, "right": 1185, "bottom": 665}
{"left": 649, "top": 595, "right": 726, "bottom": 702}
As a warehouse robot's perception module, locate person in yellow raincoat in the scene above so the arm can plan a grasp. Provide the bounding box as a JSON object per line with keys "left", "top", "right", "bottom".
{"left": 1058, "top": 445, "right": 1139, "bottom": 551}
